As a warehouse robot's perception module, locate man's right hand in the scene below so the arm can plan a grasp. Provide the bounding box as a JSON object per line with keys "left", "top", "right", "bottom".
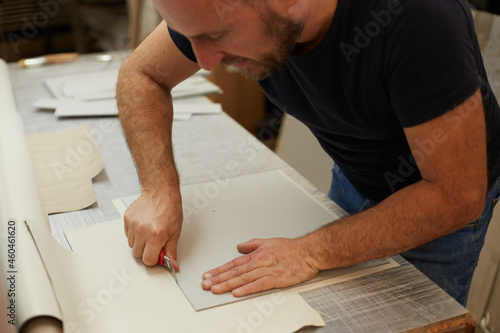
{"left": 124, "top": 189, "right": 183, "bottom": 269}
{"left": 117, "top": 21, "right": 199, "bottom": 270}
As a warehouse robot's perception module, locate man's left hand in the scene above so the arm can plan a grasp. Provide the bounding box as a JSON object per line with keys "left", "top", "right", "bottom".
{"left": 201, "top": 237, "right": 319, "bottom": 296}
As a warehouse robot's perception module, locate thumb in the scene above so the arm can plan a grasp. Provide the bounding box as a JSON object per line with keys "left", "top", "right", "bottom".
{"left": 165, "top": 239, "right": 180, "bottom": 271}
{"left": 237, "top": 238, "right": 265, "bottom": 254}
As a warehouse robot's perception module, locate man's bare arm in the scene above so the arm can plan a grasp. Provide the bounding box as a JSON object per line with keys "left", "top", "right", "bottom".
{"left": 201, "top": 90, "right": 488, "bottom": 296}
{"left": 117, "top": 22, "right": 200, "bottom": 267}
{"left": 306, "top": 89, "right": 487, "bottom": 269}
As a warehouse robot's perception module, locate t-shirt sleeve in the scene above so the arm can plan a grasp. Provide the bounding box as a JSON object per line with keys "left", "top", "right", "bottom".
{"left": 168, "top": 26, "right": 197, "bottom": 63}
{"left": 386, "top": 0, "right": 480, "bottom": 128}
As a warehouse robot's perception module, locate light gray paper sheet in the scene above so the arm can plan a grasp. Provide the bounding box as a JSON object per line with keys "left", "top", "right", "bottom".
{"left": 119, "top": 170, "right": 393, "bottom": 310}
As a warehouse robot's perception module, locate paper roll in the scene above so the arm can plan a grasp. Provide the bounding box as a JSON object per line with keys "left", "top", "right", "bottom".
{"left": 0, "top": 59, "right": 62, "bottom": 329}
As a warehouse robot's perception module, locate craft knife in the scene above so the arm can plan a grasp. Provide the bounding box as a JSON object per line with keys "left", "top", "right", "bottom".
{"left": 158, "top": 249, "right": 178, "bottom": 283}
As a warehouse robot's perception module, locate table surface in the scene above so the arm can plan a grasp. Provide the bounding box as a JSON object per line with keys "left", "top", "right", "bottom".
{"left": 7, "top": 50, "right": 475, "bottom": 333}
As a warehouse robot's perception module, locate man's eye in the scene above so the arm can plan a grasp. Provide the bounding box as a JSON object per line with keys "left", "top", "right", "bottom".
{"left": 207, "top": 34, "right": 223, "bottom": 41}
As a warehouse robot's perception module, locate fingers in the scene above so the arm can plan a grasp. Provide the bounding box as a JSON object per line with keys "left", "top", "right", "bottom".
{"left": 206, "top": 270, "right": 274, "bottom": 297}
{"left": 165, "top": 238, "right": 180, "bottom": 271}
{"left": 123, "top": 193, "right": 183, "bottom": 267}
{"left": 201, "top": 247, "right": 269, "bottom": 295}
{"left": 142, "top": 241, "right": 163, "bottom": 266}
{"left": 132, "top": 236, "right": 145, "bottom": 260}
{"left": 132, "top": 232, "right": 178, "bottom": 267}
{"left": 126, "top": 226, "right": 135, "bottom": 248}
{"left": 232, "top": 277, "right": 275, "bottom": 297}
{"left": 201, "top": 256, "right": 280, "bottom": 296}
{"left": 237, "top": 238, "right": 264, "bottom": 254}
{"left": 201, "top": 238, "right": 319, "bottom": 297}
{"left": 202, "top": 255, "right": 252, "bottom": 280}
{"left": 201, "top": 257, "right": 252, "bottom": 290}
{"left": 127, "top": 218, "right": 164, "bottom": 266}
{"left": 137, "top": 230, "right": 179, "bottom": 267}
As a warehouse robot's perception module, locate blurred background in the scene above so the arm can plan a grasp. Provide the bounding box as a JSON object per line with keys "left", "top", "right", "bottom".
{"left": 470, "top": 0, "right": 500, "bottom": 13}
{"left": 0, "top": 0, "right": 128, "bottom": 61}
{"left": 0, "top": 0, "right": 499, "bottom": 63}
{"left": 0, "top": 0, "right": 498, "bottom": 148}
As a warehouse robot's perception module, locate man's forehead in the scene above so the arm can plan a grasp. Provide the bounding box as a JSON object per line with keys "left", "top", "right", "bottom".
{"left": 154, "top": 0, "right": 236, "bottom": 31}
{"left": 154, "top": 0, "right": 264, "bottom": 39}
{"left": 154, "top": 0, "right": 210, "bottom": 15}
{"left": 154, "top": 0, "right": 236, "bottom": 15}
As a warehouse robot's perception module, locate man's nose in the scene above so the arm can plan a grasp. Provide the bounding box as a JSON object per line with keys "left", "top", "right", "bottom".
{"left": 191, "top": 40, "right": 225, "bottom": 71}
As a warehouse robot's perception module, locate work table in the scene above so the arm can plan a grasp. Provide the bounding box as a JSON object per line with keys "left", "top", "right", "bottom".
{"left": 7, "top": 50, "right": 475, "bottom": 332}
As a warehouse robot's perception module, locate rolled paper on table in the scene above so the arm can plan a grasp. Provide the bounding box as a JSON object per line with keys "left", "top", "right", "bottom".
{"left": 0, "top": 58, "right": 62, "bottom": 330}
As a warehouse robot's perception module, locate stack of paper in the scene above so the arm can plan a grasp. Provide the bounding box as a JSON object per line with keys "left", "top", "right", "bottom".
{"left": 34, "top": 68, "right": 223, "bottom": 120}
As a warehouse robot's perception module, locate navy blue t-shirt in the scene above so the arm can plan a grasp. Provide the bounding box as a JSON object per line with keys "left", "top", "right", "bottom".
{"left": 169, "top": 0, "right": 500, "bottom": 202}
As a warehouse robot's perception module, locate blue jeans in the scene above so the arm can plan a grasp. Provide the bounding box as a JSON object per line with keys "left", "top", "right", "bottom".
{"left": 328, "top": 164, "right": 500, "bottom": 306}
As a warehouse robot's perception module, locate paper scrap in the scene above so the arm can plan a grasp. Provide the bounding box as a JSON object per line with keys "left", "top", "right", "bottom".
{"left": 26, "top": 123, "right": 104, "bottom": 215}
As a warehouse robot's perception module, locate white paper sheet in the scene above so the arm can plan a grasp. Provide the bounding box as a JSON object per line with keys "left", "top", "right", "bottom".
{"left": 117, "top": 170, "right": 395, "bottom": 310}
{"left": 44, "top": 70, "right": 119, "bottom": 100}
{"left": 171, "top": 75, "right": 222, "bottom": 99}
{"left": 26, "top": 218, "right": 325, "bottom": 333}
{"left": 43, "top": 69, "right": 221, "bottom": 101}
{"left": 34, "top": 98, "right": 222, "bottom": 119}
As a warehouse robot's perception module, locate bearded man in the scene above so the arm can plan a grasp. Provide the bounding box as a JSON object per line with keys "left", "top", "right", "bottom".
{"left": 117, "top": 0, "right": 500, "bottom": 306}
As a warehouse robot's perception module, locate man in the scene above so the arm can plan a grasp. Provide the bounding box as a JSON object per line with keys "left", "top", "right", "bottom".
{"left": 117, "top": 0, "right": 500, "bottom": 306}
